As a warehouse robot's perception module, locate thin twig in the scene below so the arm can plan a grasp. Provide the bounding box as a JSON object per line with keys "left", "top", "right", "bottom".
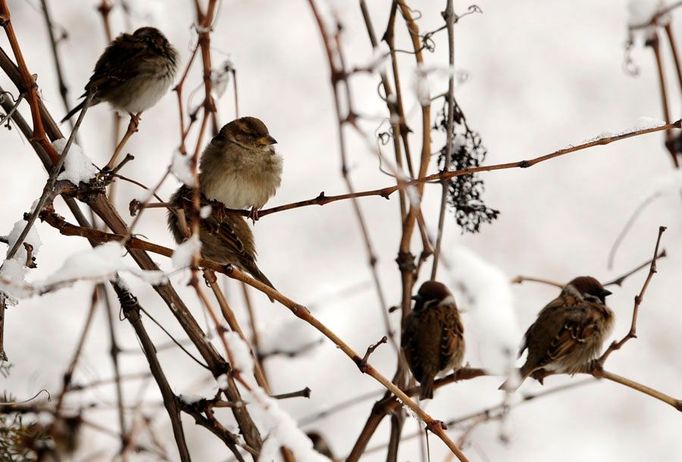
{"left": 100, "top": 283, "right": 128, "bottom": 453}
{"left": 431, "top": 0, "right": 456, "bottom": 280}
{"left": 4, "top": 91, "right": 92, "bottom": 261}
{"left": 39, "top": 0, "right": 74, "bottom": 131}
{"left": 604, "top": 249, "right": 667, "bottom": 287}
{"left": 112, "top": 279, "right": 192, "bottom": 462}
{"left": 598, "top": 226, "right": 666, "bottom": 365}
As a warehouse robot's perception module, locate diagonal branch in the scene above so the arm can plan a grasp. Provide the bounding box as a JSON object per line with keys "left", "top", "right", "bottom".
{"left": 111, "top": 280, "right": 192, "bottom": 462}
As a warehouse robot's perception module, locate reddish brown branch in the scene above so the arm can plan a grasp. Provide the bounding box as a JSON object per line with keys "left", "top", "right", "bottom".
{"left": 598, "top": 226, "right": 666, "bottom": 365}
{"left": 0, "top": 0, "right": 58, "bottom": 163}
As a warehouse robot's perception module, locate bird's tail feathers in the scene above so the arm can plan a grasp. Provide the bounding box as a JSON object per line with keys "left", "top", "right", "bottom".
{"left": 419, "top": 377, "right": 435, "bottom": 400}
{"left": 60, "top": 100, "right": 86, "bottom": 124}
{"left": 247, "top": 264, "right": 276, "bottom": 303}
{"left": 498, "top": 366, "right": 531, "bottom": 392}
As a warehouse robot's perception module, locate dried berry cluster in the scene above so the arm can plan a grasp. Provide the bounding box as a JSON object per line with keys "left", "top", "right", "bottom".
{"left": 434, "top": 98, "right": 499, "bottom": 233}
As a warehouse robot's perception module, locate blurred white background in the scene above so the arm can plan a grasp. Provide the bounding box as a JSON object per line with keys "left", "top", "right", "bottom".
{"left": 2, "top": 0, "right": 682, "bottom": 460}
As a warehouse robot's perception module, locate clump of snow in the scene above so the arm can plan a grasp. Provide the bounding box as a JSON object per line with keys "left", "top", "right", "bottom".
{"left": 216, "top": 373, "right": 229, "bottom": 390}
{"left": 627, "top": 0, "right": 667, "bottom": 26}
{"left": 0, "top": 218, "right": 42, "bottom": 304}
{"left": 36, "top": 242, "right": 166, "bottom": 293}
{"left": 225, "top": 332, "right": 254, "bottom": 374}
{"left": 443, "top": 246, "right": 521, "bottom": 374}
{"left": 178, "top": 394, "right": 204, "bottom": 405}
{"left": 413, "top": 65, "right": 431, "bottom": 106}
{"left": 413, "top": 64, "right": 458, "bottom": 107}
{"left": 53, "top": 138, "right": 98, "bottom": 185}
{"left": 172, "top": 234, "right": 201, "bottom": 268}
{"left": 405, "top": 185, "right": 421, "bottom": 207}
{"left": 200, "top": 205, "right": 212, "bottom": 219}
{"left": 171, "top": 150, "right": 196, "bottom": 187}
{"left": 635, "top": 116, "right": 667, "bottom": 129}
{"left": 219, "top": 333, "right": 328, "bottom": 459}
{"left": 249, "top": 387, "right": 329, "bottom": 462}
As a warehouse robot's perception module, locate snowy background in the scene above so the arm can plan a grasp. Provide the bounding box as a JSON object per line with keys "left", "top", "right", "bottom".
{"left": 2, "top": 0, "right": 682, "bottom": 460}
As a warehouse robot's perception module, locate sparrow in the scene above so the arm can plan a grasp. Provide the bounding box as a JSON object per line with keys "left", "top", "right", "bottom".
{"left": 401, "top": 281, "right": 465, "bottom": 400}
{"left": 61, "top": 27, "right": 178, "bottom": 122}
{"left": 199, "top": 117, "right": 282, "bottom": 220}
{"left": 501, "top": 276, "right": 614, "bottom": 391}
{"left": 167, "top": 185, "right": 275, "bottom": 292}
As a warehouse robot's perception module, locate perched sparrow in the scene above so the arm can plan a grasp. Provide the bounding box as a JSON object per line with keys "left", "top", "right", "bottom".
{"left": 401, "top": 281, "right": 465, "bottom": 400}
{"left": 199, "top": 117, "right": 282, "bottom": 220}
{"left": 61, "top": 27, "right": 178, "bottom": 122}
{"left": 167, "top": 185, "right": 275, "bottom": 292}
{"left": 501, "top": 276, "right": 614, "bottom": 391}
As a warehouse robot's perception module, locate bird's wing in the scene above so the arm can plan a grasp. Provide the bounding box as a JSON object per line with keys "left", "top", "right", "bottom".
{"left": 86, "top": 33, "right": 151, "bottom": 94}
{"left": 439, "top": 313, "right": 464, "bottom": 370}
{"left": 203, "top": 208, "right": 256, "bottom": 267}
{"left": 544, "top": 305, "right": 600, "bottom": 363}
{"left": 519, "top": 294, "right": 565, "bottom": 357}
{"left": 401, "top": 314, "right": 425, "bottom": 382}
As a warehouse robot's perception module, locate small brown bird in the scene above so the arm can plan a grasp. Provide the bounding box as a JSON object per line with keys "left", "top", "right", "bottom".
{"left": 168, "top": 185, "right": 274, "bottom": 291}
{"left": 199, "top": 117, "right": 282, "bottom": 220}
{"left": 61, "top": 27, "right": 178, "bottom": 122}
{"left": 501, "top": 276, "right": 614, "bottom": 391}
{"left": 402, "top": 281, "right": 465, "bottom": 400}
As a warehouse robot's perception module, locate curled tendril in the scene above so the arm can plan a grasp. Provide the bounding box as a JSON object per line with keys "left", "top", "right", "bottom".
{"left": 374, "top": 119, "right": 394, "bottom": 146}
{"left": 377, "top": 131, "right": 392, "bottom": 146}
{"left": 421, "top": 33, "right": 437, "bottom": 52}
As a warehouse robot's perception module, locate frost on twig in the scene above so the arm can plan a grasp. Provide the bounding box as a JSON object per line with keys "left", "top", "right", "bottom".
{"left": 53, "top": 139, "right": 98, "bottom": 185}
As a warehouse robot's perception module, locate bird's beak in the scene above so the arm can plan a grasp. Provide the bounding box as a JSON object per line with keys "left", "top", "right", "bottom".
{"left": 601, "top": 289, "right": 612, "bottom": 298}
{"left": 261, "top": 135, "right": 277, "bottom": 145}
{"left": 411, "top": 294, "right": 423, "bottom": 302}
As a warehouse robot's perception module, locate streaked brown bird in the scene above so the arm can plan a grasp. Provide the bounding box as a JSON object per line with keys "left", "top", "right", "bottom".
{"left": 501, "top": 276, "right": 614, "bottom": 391}
{"left": 402, "top": 281, "right": 465, "bottom": 400}
{"left": 167, "top": 185, "right": 274, "bottom": 292}
{"left": 199, "top": 117, "right": 282, "bottom": 220}
{"left": 61, "top": 27, "right": 178, "bottom": 122}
